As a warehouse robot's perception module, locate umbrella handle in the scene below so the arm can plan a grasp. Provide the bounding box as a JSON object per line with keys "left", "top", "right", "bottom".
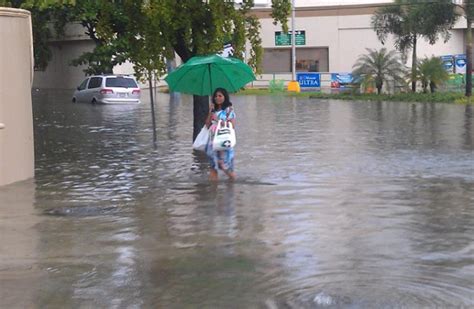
{"left": 208, "top": 64, "right": 213, "bottom": 94}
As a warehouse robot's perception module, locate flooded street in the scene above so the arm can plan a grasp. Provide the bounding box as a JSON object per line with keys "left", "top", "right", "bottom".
{"left": 1, "top": 90, "right": 473, "bottom": 308}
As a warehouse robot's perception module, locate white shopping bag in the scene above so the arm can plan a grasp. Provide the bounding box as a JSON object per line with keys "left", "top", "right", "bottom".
{"left": 193, "top": 125, "right": 209, "bottom": 151}
{"left": 212, "top": 121, "right": 236, "bottom": 151}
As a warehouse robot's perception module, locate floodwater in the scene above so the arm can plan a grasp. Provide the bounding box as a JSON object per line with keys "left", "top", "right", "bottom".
{"left": 1, "top": 90, "right": 473, "bottom": 308}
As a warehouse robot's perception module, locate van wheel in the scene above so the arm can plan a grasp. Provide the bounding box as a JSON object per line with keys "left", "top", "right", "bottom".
{"left": 91, "top": 98, "right": 97, "bottom": 104}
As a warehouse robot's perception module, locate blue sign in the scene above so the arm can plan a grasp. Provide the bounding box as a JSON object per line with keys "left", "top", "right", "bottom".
{"left": 455, "top": 54, "right": 466, "bottom": 73}
{"left": 441, "top": 55, "right": 454, "bottom": 73}
{"left": 297, "top": 73, "right": 321, "bottom": 88}
{"left": 456, "top": 58, "right": 466, "bottom": 67}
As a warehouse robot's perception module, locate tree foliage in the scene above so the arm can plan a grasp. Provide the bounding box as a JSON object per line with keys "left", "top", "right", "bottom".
{"left": 61, "top": 1, "right": 131, "bottom": 74}
{"left": 372, "top": 0, "right": 458, "bottom": 92}
{"left": 417, "top": 56, "right": 449, "bottom": 93}
{"left": 271, "top": 0, "right": 290, "bottom": 33}
{"left": 3, "top": 0, "right": 290, "bottom": 76}
{"left": 352, "top": 48, "right": 407, "bottom": 95}
{"left": 4, "top": 0, "right": 291, "bottom": 139}
{"left": 51, "top": 0, "right": 290, "bottom": 76}
{"left": 119, "top": 1, "right": 173, "bottom": 81}
{"left": 83, "top": 0, "right": 291, "bottom": 139}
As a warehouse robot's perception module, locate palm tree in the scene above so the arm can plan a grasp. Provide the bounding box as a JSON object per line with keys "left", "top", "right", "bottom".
{"left": 417, "top": 56, "right": 449, "bottom": 93}
{"left": 372, "top": 0, "right": 458, "bottom": 93}
{"left": 352, "top": 48, "right": 407, "bottom": 95}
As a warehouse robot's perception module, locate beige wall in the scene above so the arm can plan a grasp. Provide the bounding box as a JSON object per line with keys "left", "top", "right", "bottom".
{"left": 0, "top": 8, "right": 35, "bottom": 186}
{"left": 258, "top": 6, "right": 465, "bottom": 74}
{"left": 33, "top": 40, "right": 95, "bottom": 90}
{"left": 32, "top": 25, "right": 138, "bottom": 90}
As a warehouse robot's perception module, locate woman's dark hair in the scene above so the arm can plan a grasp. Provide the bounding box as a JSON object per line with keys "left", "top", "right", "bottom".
{"left": 212, "top": 87, "right": 232, "bottom": 110}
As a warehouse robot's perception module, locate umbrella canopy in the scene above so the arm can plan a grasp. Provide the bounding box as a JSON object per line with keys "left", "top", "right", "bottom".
{"left": 165, "top": 54, "right": 256, "bottom": 96}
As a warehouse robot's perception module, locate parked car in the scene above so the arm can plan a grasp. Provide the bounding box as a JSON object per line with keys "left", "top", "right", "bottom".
{"left": 72, "top": 75, "right": 141, "bottom": 104}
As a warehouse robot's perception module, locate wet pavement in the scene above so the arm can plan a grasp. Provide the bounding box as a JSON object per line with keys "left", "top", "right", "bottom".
{"left": 1, "top": 90, "right": 473, "bottom": 308}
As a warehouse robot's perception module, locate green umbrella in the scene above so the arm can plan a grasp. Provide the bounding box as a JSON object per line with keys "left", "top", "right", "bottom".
{"left": 165, "top": 54, "right": 256, "bottom": 96}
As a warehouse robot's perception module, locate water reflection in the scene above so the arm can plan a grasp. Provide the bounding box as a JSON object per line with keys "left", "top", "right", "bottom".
{"left": 0, "top": 90, "right": 473, "bottom": 308}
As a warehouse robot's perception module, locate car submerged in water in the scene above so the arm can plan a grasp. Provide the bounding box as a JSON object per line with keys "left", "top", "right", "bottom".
{"left": 72, "top": 75, "right": 141, "bottom": 104}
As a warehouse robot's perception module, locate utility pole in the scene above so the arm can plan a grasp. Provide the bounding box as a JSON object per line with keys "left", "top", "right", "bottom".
{"left": 465, "top": 0, "right": 472, "bottom": 97}
{"left": 291, "top": 0, "right": 296, "bottom": 81}
{"left": 455, "top": 0, "right": 473, "bottom": 96}
{"left": 287, "top": 0, "right": 300, "bottom": 92}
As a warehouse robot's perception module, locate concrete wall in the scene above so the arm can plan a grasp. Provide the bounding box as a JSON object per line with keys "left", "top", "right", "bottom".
{"left": 0, "top": 8, "right": 35, "bottom": 186}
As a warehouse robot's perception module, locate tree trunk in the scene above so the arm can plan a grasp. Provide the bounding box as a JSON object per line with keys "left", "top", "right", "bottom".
{"left": 430, "top": 81, "right": 436, "bottom": 93}
{"left": 174, "top": 43, "right": 207, "bottom": 141}
{"left": 193, "top": 95, "right": 209, "bottom": 141}
{"left": 148, "top": 76, "right": 157, "bottom": 143}
{"left": 466, "top": 10, "right": 472, "bottom": 97}
{"left": 411, "top": 35, "right": 417, "bottom": 92}
{"left": 377, "top": 83, "right": 382, "bottom": 94}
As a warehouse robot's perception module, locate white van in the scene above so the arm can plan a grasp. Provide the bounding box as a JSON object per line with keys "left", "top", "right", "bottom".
{"left": 72, "top": 75, "right": 141, "bottom": 104}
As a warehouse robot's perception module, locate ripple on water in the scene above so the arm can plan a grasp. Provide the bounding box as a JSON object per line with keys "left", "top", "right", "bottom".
{"left": 259, "top": 262, "right": 473, "bottom": 308}
{"left": 27, "top": 92, "right": 474, "bottom": 308}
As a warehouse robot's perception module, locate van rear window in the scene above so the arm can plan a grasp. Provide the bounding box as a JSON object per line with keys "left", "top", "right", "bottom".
{"left": 106, "top": 77, "right": 138, "bottom": 88}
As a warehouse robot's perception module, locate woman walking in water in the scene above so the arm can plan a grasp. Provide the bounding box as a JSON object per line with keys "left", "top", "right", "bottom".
{"left": 205, "top": 88, "right": 236, "bottom": 181}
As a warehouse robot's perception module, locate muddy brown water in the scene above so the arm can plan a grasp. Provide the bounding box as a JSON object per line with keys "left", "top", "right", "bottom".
{"left": 1, "top": 90, "right": 473, "bottom": 308}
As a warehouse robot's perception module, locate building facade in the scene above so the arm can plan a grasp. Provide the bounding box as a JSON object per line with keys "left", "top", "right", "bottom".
{"left": 251, "top": 2, "right": 466, "bottom": 88}
{"left": 32, "top": 1, "right": 468, "bottom": 90}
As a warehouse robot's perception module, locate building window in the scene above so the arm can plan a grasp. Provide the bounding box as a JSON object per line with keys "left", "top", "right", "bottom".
{"left": 262, "top": 47, "right": 329, "bottom": 73}
{"left": 88, "top": 77, "right": 102, "bottom": 89}
{"left": 262, "top": 48, "right": 291, "bottom": 73}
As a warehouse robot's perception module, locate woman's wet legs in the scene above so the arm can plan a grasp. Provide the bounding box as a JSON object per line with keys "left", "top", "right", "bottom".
{"left": 226, "top": 171, "right": 236, "bottom": 181}
{"left": 209, "top": 168, "right": 218, "bottom": 181}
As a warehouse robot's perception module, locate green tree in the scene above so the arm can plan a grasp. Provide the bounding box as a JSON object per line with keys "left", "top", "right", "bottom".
{"left": 417, "top": 56, "right": 449, "bottom": 93}
{"left": 167, "top": 1, "right": 266, "bottom": 139}
{"left": 4, "top": 0, "right": 289, "bottom": 139}
{"left": 352, "top": 48, "right": 407, "bottom": 95}
{"left": 372, "top": 0, "right": 457, "bottom": 92}
{"left": 169, "top": 0, "right": 290, "bottom": 140}
{"left": 63, "top": 1, "right": 130, "bottom": 74}
{"left": 58, "top": 0, "right": 290, "bottom": 140}
{"left": 176, "top": 1, "right": 289, "bottom": 139}
{"left": 124, "top": 0, "right": 174, "bottom": 143}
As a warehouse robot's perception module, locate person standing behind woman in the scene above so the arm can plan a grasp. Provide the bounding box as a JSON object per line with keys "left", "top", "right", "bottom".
{"left": 205, "top": 88, "right": 236, "bottom": 181}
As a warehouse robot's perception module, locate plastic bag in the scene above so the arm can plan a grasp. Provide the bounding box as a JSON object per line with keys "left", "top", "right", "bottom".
{"left": 193, "top": 125, "right": 209, "bottom": 151}
{"left": 212, "top": 121, "right": 236, "bottom": 151}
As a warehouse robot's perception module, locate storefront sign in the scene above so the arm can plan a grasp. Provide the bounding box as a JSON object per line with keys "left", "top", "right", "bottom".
{"left": 331, "top": 73, "right": 353, "bottom": 88}
{"left": 441, "top": 55, "right": 455, "bottom": 74}
{"left": 455, "top": 54, "right": 466, "bottom": 74}
{"left": 275, "top": 31, "right": 306, "bottom": 46}
{"left": 297, "top": 72, "right": 320, "bottom": 88}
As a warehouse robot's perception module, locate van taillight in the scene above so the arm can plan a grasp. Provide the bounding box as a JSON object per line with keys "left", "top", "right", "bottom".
{"left": 132, "top": 89, "right": 140, "bottom": 95}
{"left": 100, "top": 89, "right": 113, "bottom": 94}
